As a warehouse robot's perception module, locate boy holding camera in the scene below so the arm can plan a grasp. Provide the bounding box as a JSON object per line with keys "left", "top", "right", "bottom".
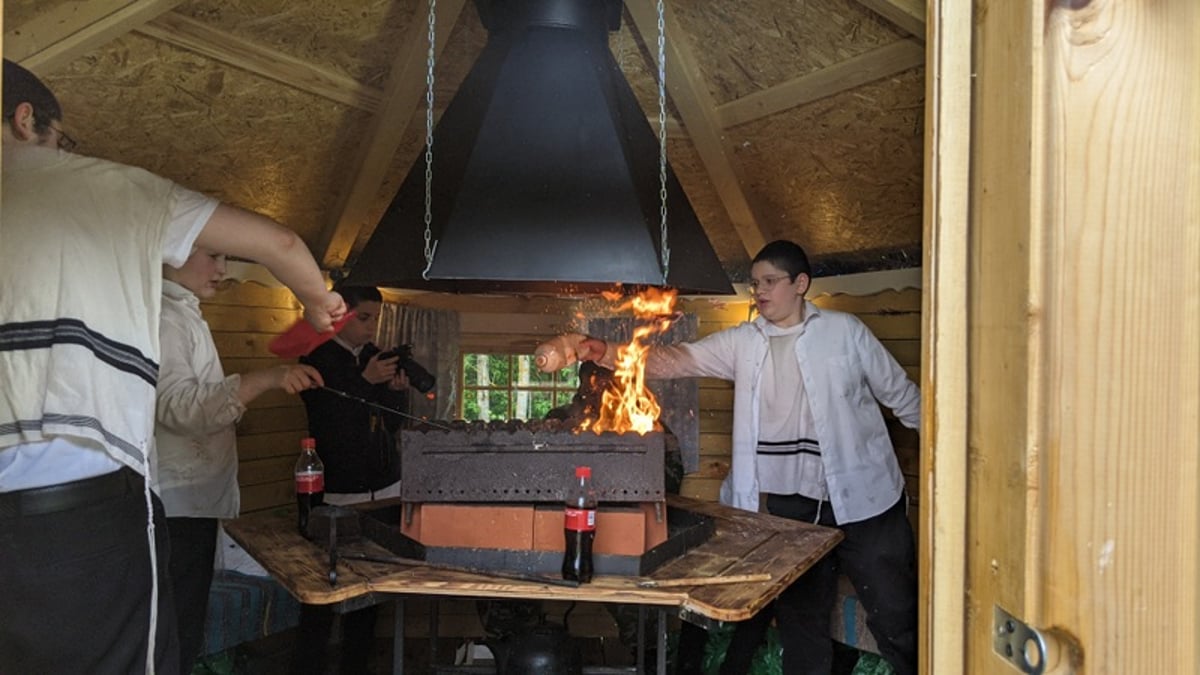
{"left": 293, "top": 285, "right": 413, "bottom": 674}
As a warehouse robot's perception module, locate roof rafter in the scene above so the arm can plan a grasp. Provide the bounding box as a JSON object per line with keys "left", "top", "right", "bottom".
{"left": 626, "top": 0, "right": 768, "bottom": 258}
{"left": 315, "top": 0, "right": 469, "bottom": 269}
{"left": 136, "top": 13, "right": 383, "bottom": 111}
{"left": 6, "top": 0, "right": 186, "bottom": 73}
{"left": 716, "top": 38, "right": 925, "bottom": 129}
{"left": 850, "top": 0, "right": 925, "bottom": 40}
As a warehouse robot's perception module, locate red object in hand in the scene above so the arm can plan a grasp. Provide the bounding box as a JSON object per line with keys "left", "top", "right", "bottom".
{"left": 269, "top": 313, "right": 353, "bottom": 358}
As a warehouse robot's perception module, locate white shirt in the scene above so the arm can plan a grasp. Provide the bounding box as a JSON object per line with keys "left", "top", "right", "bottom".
{"left": 642, "top": 302, "right": 921, "bottom": 523}
{"left": 757, "top": 324, "right": 828, "bottom": 500}
{"left": 0, "top": 144, "right": 217, "bottom": 490}
{"left": 154, "top": 280, "right": 244, "bottom": 518}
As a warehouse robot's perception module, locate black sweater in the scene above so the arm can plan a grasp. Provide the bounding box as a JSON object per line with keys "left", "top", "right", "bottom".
{"left": 299, "top": 340, "right": 407, "bottom": 493}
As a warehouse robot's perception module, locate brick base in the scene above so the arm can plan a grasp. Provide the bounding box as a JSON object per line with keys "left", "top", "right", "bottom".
{"left": 400, "top": 502, "right": 668, "bottom": 556}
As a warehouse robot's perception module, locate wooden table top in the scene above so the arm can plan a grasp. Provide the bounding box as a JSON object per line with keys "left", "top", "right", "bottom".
{"left": 224, "top": 494, "right": 842, "bottom": 623}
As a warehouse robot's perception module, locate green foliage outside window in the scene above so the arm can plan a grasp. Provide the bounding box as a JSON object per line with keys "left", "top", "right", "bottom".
{"left": 460, "top": 353, "right": 580, "bottom": 421}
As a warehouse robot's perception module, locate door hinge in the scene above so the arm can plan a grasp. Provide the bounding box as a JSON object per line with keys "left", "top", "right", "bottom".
{"left": 993, "top": 605, "right": 1078, "bottom": 674}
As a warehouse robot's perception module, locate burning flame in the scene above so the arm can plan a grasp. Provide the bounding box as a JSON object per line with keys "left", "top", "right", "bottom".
{"left": 584, "top": 288, "right": 678, "bottom": 435}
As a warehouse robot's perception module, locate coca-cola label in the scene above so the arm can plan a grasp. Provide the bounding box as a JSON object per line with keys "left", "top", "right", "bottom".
{"left": 564, "top": 507, "right": 596, "bottom": 532}
{"left": 295, "top": 471, "right": 324, "bottom": 494}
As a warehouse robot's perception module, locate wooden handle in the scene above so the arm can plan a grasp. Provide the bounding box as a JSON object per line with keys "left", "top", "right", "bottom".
{"left": 637, "top": 573, "right": 772, "bottom": 588}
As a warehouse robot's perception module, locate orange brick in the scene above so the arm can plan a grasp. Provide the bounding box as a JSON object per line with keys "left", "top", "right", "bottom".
{"left": 594, "top": 506, "right": 647, "bottom": 556}
{"left": 400, "top": 501, "right": 668, "bottom": 556}
{"left": 401, "top": 503, "right": 534, "bottom": 549}
{"left": 534, "top": 504, "right": 658, "bottom": 556}
{"left": 532, "top": 505, "right": 563, "bottom": 552}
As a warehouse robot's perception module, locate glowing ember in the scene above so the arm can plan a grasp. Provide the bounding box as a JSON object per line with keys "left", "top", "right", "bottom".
{"left": 586, "top": 288, "right": 678, "bottom": 435}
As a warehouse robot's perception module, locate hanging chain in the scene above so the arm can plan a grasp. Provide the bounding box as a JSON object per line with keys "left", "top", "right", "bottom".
{"left": 421, "top": 0, "right": 439, "bottom": 280}
{"left": 656, "top": 0, "right": 670, "bottom": 286}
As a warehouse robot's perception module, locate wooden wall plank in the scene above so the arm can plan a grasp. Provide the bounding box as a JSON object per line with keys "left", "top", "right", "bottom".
{"left": 237, "top": 406, "right": 307, "bottom": 436}
{"left": 237, "top": 431, "right": 307, "bottom": 462}
{"left": 202, "top": 305, "right": 302, "bottom": 333}
{"left": 240, "top": 479, "right": 295, "bottom": 513}
{"left": 210, "top": 331, "right": 291, "bottom": 359}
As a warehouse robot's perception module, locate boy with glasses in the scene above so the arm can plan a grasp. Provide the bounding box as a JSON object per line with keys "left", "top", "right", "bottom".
{"left": 570, "top": 240, "right": 921, "bottom": 675}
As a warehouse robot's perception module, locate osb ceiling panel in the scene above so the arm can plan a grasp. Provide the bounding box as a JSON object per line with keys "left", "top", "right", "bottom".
{"left": 176, "top": 0, "right": 413, "bottom": 86}
{"left": 42, "top": 34, "right": 358, "bottom": 245}
{"left": 728, "top": 67, "right": 925, "bottom": 257}
{"left": 671, "top": 0, "right": 905, "bottom": 105}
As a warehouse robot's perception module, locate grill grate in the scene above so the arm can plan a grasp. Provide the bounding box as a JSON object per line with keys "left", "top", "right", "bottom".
{"left": 400, "top": 421, "right": 665, "bottom": 503}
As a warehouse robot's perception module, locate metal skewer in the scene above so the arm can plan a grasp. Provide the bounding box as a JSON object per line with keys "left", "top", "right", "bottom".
{"left": 637, "top": 573, "right": 772, "bottom": 588}
{"left": 318, "top": 386, "right": 452, "bottom": 430}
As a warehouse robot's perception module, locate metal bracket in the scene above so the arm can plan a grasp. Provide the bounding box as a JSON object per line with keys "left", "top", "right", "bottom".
{"left": 994, "top": 605, "right": 1063, "bottom": 674}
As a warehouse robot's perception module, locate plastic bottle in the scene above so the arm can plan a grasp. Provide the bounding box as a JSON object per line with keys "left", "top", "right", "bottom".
{"left": 562, "top": 465, "right": 597, "bottom": 583}
{"left": 295, "top": 437, "right": 325, "bottom": 536}
{"left": 534, "top": 333, "right": 587, "bottom": 373}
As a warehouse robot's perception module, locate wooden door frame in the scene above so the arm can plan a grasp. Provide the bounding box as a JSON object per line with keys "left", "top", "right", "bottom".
{"left": 924, "top": 1, "right": 1200, "bottom": 673}
{"left": 919, "top": 0, "right": 970, "bottom": 672}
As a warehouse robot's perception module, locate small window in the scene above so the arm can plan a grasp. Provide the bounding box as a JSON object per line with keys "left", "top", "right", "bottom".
{"left": 460, "top": 353, "right": 580, "bottom": 421}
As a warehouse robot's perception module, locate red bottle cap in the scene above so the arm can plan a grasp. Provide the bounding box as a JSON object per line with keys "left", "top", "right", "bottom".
{"left": 575, "top": 466, "right": 591, "bottom": 478}
{"left": 301, "top": 437, "right": 316, "bottom": 450}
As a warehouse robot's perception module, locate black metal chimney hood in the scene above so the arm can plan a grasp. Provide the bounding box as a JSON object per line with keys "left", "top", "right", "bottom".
{"left": 344, "top": 0, "right": 734, "bottom": 295}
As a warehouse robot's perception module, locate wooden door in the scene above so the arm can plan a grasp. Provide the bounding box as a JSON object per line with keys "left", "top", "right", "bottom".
{"left": 922, "top": 1, "right": 1200, "bottom": 673}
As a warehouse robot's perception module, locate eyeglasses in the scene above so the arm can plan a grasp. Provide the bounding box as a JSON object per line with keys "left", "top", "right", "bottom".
{"left": 748, "top": 274, "right": 793, "bottom": 292}
{"left": 53, "top": 126, "right": 77, "bottom": 153}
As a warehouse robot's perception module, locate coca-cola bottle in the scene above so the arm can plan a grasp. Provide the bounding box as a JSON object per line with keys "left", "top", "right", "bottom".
{"left": 562, "top": 465, "right": 597, "bottom": 583}
{"left": 295, "top": 437, "right": 325, "bottom": 536}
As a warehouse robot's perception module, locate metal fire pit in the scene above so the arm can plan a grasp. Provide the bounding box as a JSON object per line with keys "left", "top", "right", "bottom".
{"left": 400, "top": 420, "right": 665, "bottom": 503}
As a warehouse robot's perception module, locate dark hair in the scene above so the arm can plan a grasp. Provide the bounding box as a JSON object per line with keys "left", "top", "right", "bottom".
{"left": 3, "top": 59, "right": 64, "bottom": 134}
{"left": 333, "top": 285, "right": 383, "bottom": 309}
{"left": 752, "top": 240, "right": 811, "bottom": 280}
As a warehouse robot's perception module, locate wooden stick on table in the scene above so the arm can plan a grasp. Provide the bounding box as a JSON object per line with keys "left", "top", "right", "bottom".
{"left": 637, "top": 573, "right": 772, "bottom": 588}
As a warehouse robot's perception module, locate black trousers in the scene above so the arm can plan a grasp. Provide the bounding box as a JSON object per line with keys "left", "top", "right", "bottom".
{"left": 166, "top": 516, "right": 219, "bottom": 673}
{"left": 0, "top": 468, "right": 180, "bottom": 675}
{"left": 720, "top": 495, "right": 917, "bottom": 675}
{"left": 292, "top": 603, "right": 380, "bottom": 674}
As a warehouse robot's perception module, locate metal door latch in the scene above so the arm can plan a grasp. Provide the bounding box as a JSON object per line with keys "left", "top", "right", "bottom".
{"left": 993, "top": 605, "right": 1075, "bottom": 674}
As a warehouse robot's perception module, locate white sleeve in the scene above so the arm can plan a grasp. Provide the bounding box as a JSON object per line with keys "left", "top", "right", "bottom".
{"left": 162, "top": 185, "right": 220, "bottom": 267}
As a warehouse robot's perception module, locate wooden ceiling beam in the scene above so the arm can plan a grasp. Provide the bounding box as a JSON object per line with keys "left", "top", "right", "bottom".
{"left": 715, "top": 38, "right": 925, "bottom": 129}
{"left": 315, "top": 0, "right": 469, "bottom": 269}
{"left": 136, "top": 13, "right": 383, "bottom": 111}
{"left": 6, "top": 0, "right": 186, "bottom": 74}
{"left": 144, "top": 12, "right": 682, "bottom": 139}
{"left": 850, "top": 0, "right": 926, "bottom": 40}
{"left": 625, "top": 0, "right": 768, "bottom": 258}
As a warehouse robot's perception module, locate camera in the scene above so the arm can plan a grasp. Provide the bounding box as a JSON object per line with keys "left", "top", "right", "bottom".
{"left": 378, "top": 344, "right": 437, "bottom": 393}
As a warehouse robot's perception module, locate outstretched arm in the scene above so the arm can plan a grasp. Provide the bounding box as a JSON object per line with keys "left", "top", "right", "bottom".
{"left": 237, "top": 364, "right": 324, "bottom": 402}
{"left": 194, "top": 203, "right": 345, "bottom": 331}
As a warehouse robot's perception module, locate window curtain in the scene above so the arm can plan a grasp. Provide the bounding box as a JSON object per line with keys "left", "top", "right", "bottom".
{"left": 585, "top": 314, "right": 700, "bottom": 474}
{"left": 377, "top": 304, "right": 461, "bottom": 422}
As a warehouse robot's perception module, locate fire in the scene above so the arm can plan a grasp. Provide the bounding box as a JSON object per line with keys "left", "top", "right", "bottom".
{"left": 585, "top": 288, "right": 677, "bottom": 435}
